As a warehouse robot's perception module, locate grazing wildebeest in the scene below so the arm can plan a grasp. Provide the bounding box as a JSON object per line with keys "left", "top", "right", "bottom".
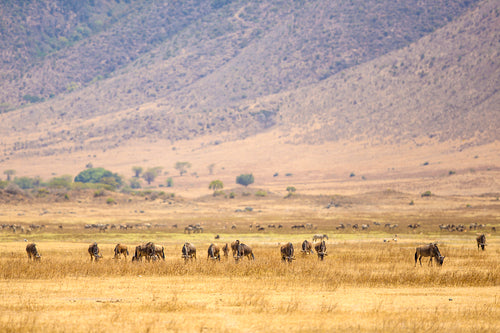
{"left": 26, "top": 243, "right": 41, "bottom": 261}
{"left": 281, "top": 242, "right": 295, "bottom": 262}
{"left": 88, "top": 242, "right": 102, "bottom": 262}
{"left": 301, "top": 240, "right": 314, "bottom": 255}
{"left": 414, "top": 243, "right": 445, "bottom": 266}
{"left": 234, "top": 240, "right": 255, "bottom": 261}
{"left": 182, "top": 242, "right": 196, "bottom": 261}
{"left": 476, "top": 234, "right": 486, "bottom": 251}
{"left": 132, "top": 242, "right": 156, "bottom": 262}
{"left": 312, "top": 234, "right": 328, "bottom": 242}
{"left": 222, "top": 243, "right": 230, "bottom": 258}
{"left": 113, "top": 244, "right": 129, "bottom": 259}
{"left": 314, "top": 240, "right": 327, "bottom": 260}
{"left": 230, "top": 241, "right": 239, "bottom": 257}
{"left": 154, "top": 244, "right": 165, "bottom": 260}
{"left": 207, "top": 243, "right": 221, "bottom": 261}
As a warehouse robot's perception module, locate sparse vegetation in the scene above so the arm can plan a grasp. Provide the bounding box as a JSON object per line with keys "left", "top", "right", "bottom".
{"left": 175, "top": 162, "right": 191, "bottom": 176}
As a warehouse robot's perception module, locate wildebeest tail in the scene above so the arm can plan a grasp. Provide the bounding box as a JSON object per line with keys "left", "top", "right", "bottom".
{"left": 160, "top": 248, "right": 165, "bottom": 259}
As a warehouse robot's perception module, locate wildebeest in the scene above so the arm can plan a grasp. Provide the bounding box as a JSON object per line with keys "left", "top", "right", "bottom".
{"left": 113, "top": 244, "right": 129, "bottom": 259}
{"left": 207, "top": 243, "right": 221, "bottom": 261}
{"left": 154, "top": 244, "right": 165, "bottom": 260}
{"left": 26, "top": 243, "right": 41, "bottom": 261}
{"left": 222, "top": 243, "right": 230, "bottom": 257}
{"left": 88, "top": 242, "right": 102, "bottom": 262}
{"left": 301, "top": 240, "right": 314, "bottom": 255}
{"left": 414, "top": 243, "right": 445, "bottom": 266}
{"left": 314, "top": 240, "right": 327, "bottom": 260}
{"left": 132, "top": 242, "right": 156, "bottom": 262}
{"left": 312, "top": 234, "right": 328, "bottom": 242}
{"left": 182, "top": 242, "right": 196, "bottom": 261}
{"left": 280, "top": 242, "right": 295, "bottom": 262}
{"left": 234, "top": 240, "right": 255, "bottom": 261}
{"left": 476, "top": 234, "right": 486, "bottom": 251}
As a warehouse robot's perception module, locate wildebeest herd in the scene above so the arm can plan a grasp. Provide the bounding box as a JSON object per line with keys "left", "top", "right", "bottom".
{"left": 25, "top": 234, "right": 488, "bottom": 266}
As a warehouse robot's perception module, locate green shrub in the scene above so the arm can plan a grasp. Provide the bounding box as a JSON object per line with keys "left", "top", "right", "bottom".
{"left": 229, "top": 192, "right": 236, "bottom": 199}
{"left": 421, "top": 191, "right": 432, "bottom": 197}
{"left": 255, "top": 190, "right": 267, "bottom": 197}
{"left": 94, "top": 189, "right": 106, "bottom": 197}
{"left": 106, "top": 197, "right": 116, "bottom": 205}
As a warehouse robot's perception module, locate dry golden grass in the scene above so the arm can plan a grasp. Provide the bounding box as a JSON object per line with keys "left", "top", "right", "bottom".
{"left": 0, "top": 234, "right": 498, "bottom": 332}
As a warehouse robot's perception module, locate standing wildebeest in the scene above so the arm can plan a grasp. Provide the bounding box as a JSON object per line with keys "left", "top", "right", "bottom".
{"left": 312, "top": 234, "right": 328, "bottom": 242}
{"left": 314, "top": 240, "right": 327, "bottom": 260}
{"left": 222, "top": 243, "right": 230, "bottom": 258}
{"left": 154, "top": 244, "right": 165, "bottom": 260}
{"left": 301, "top": 240, "right": 314, "bottom": 255}
{"left": 281, "top": 242, "right": 295, "bottom": 262}
{"left": 88, "top": 242, "right": 102, "bottom": 262}
{"left": 207, "top": 243, "right": 221, "bottom": 261}
{"left": 182, "top": 242, "right": 196, "bottom": 261}
{"left": 132, "top": 242, "right": 156, "bottom": 262}
{"left": 476, "top": 234, "right": 486, "bottom": 251}
{"left": 414, "top": 243, "right": 445, "bottom": 266}
{"left": 26, "top": 243, "right": 41, "bottom": 261}
{"left": 113, "top": 244, "right": 129, "bottom": 259}
{"left": 234, "top": 240, "right": 255, "bottom": 261}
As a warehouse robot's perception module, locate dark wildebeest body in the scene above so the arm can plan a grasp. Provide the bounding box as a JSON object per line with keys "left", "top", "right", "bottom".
{"left": 26, "top": 243, "right": 41, "bottom": 261}
{"left": 281, "top": 242, "right": 295, "bottom": 262}
{"left": 132, "top": 242, "right": 156, "bottom": 262}
{"left": 222, "top": 243, "right": 230, "bottom": 258}
{"left": 234, "top": 240, "right": 255, "bottom": 261}
{"left": 301, "top": 240, "right": 314, "bottom": 255}
{"left": 476, "top": 234, "right": 486, "bottom": 251}
{"left": 230, "top": 241, "right": 238, "bottom": 257}
{"left": 207, "top": 243, "right": 221, "bottom": 261}
{"left": 88, "top": 242, "right": 102, "bottom": 262}
{"left": 182, "top": 242, "right": 196, "bottom": 261}
{"left": 314, "top": 240, "right": 327, "bottom": 260}
{"left": 113, "top": 244, "right": 129, "bottom": 259}
{"left": 414, "top": 243, "right": 445, "bottom": 266}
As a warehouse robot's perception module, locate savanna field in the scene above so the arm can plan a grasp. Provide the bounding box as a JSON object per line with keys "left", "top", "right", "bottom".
{"left": 0, "top": 192, "right": 499, "bottom": 332}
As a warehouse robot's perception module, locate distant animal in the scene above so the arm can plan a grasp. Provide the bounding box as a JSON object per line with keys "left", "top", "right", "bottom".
{"left": 312, "top": 234, "right": 328, "bottom": 242}
{"left": 154, "top": 245, "right": 165, "bottom": 260}
{"left": 26, "top": 243, "right": 41, "bottom": 261}
{"left": 88, "top": 242, "right": 102, "bottom": 262}
{"left": 182, "top": 242, "right": 196, "bottom": 261}
{"left": 132, "top": 242, "right": 156, "bottom": 262}
{"left": 414, "top": 243, "right": 445, "bottom": 266}
{"left": 234, "top": 240, "right": 255, "bottom": 261}
{"left": 301, "top": 240, "right": 314, "bottom": 255}
{"left": 222, "top": 243, "right": 230, "bottom": 257}
{"left": 476, "top": 234, "right": 486, "bottom": 251}
{"left": 207, "top": 243, "right": 221, "bottom": 261}
{"left": 280, "top": 242, "right": 295, "bottom": 262}
{"left": 314, "top": 240, "right": 327, "bottom": 260}
{"left": 113, "top": 244, "right": 129, "bottom": 259}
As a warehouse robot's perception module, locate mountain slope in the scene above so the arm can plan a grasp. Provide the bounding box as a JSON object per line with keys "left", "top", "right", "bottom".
{"left": 0, "top": 0, "right": 497, "bottom": 163}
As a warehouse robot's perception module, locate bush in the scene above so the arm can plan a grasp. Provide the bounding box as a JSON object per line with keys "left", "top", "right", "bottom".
{"left": 229, "top": 192, "right": 236, "bottom": 199}
{"left": 5, "top": 183, "right": 23, "bottom": 195}
{"left": 74, "top": 167, "right": 122, "bottom": 188}
{"left": 421, "top": 191, "right": 432, "bottom": 197}
{"left": 94, "top": 189, "right": 106, "bottom": 197}
{"left": 106, "top": 197, "right": 116, "bottom": 205}
{"left": 236, "top": 174, "right": 254, "bottom": 187}
{"left": 166, "top": 177, "right": 173, "bottom": 187}
{"left": 255, "top": 190, "right": 267, "bottom": 197}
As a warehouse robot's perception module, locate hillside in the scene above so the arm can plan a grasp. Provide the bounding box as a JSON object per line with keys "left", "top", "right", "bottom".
{"left": 0, "top": 0, "right": 498, "bottom": 196}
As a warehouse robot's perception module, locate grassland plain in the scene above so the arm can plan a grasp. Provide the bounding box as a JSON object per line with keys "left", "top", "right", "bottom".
{"left": 0, "top": 192, "right": 499, "bottom": 332}
{"left": 0, "top": 229, "right": 498, "bottom": 332}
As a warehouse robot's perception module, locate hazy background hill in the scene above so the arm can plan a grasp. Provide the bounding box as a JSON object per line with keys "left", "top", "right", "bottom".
{"left": 0, "top": 0, "right": 498, "bottom": 195}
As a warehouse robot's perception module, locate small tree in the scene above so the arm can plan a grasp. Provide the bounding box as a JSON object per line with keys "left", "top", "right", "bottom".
{"left": 209, "top": 180, "right": 224, "bottom": 196}
{"left": 129, "top": 178, "right": 141, "bottom": 189}
{"left": 4, "top": 169, "right": 15, "bottom": 181}
{"left": 166, "top": 177, "right": 173, "bottom": 187}
{"left": 236, "top": 174, "right": 254, "bottom": 187}
{"left": 132, "top": 166, "right": 143, "bottom": 178}
{"left": 175, "top": 161, "right": 191, "bottom": 176}
{"left": 142, "top": 167, "right": 163, "bottom": 185}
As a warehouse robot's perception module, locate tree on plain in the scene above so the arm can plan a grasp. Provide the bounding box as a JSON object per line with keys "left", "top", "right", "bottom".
{"left": 175, "top": 162, "right": 191, "bottom": 176}
{"left": 4, "top": 169, "right": 15, "bottom": 181}
{"left": 209, "top": 180, "right": 224, "bottom": 196}
{"left": 236, "top": 174, "right": 254, "bottom": 187}
{"left": 132, "top": 166, "right": 143, "bottom": 178}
